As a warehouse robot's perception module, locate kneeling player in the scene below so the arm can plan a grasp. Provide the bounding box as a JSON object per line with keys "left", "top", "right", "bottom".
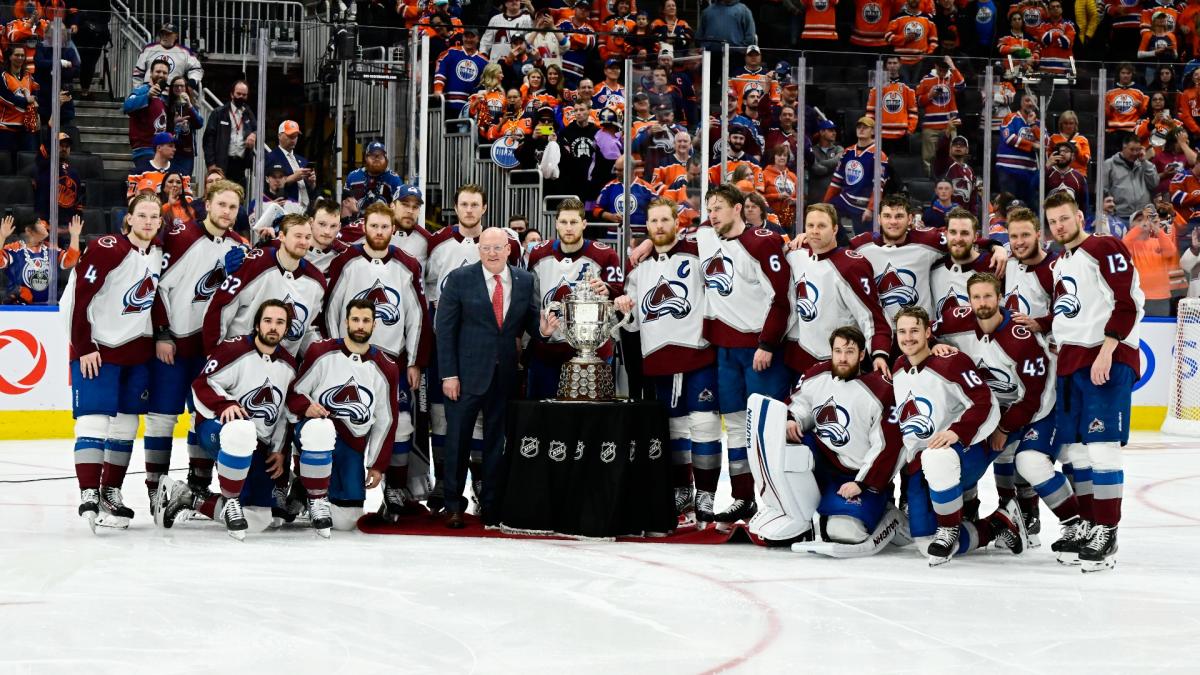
{"left": 287, "top": 299, "right": 401, "bottom": 534}
{"left": 893, "top": 306, "right": 1030, "bottom": 566}
{"left": 745, "top": 327, "right": 906, "bottom": 555}
{"left": 155, "top": 300, "right": 298, "bottom": 540}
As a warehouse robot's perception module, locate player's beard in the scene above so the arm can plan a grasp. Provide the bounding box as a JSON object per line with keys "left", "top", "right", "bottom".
{"left": 830, "top": 360, "right": 858, "bottom": 379}
{"left": 348, "top": 328, "right": 373, "bottom": 345}
{"left": 366, "top": 232, "right": 390, "bottom": 252}
{"left": 974, "top": 304, "right": 997, "bottom": 321}
{"left": 648, "top": 228, "right": 676, "bottom": 248}
{"left": 949, "top": 240, "right": 972, "bottom": 261}
{"left": 258, "top": 329, "right": 282, "bottom": 347}
{"left": 558, "top": 230, "right": 582, "bottom": 247}
{"left": 397, "top": 217, "right": 415, "bottom": 232}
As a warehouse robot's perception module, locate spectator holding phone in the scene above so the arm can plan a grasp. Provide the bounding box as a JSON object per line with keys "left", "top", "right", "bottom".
{"left": 265, "top": 120, "right": 315, "bottom": 209}
{"left": 1123, "top": 204, "right": 1178, "bottom": 316}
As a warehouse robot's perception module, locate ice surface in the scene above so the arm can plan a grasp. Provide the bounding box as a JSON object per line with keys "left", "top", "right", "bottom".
{"left": 2, "top": 433, "right": 1199, "bottom": 674}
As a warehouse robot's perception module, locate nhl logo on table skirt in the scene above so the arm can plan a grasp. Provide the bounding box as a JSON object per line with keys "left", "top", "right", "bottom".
{"left": 520, "top": 436, "right": 540, "bottom": 458}
{"left": 548, "top": 441, "right": 566, "bottom": 462}
{"left": 648, "top": 438, "right": 662, "bottom": 460}
{"left": 491, "top": 136, "right": 521, "bottom": 169}
{"left": 629, "top": 439, "right": 637, "bottom": 462}
{"left": 601, "top": 441, "right": 617, "bottom": 463}
{"left": 575, "top": 441, "right": 586, "bottom": 460}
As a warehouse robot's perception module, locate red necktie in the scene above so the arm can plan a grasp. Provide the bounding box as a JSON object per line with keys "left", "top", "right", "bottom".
{"left": 492, "top": 274, "right": 504, "bottom": 328}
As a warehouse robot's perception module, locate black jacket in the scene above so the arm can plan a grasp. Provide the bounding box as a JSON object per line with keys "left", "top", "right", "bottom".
{"left": 202, "top": 103, "right": 257, "bottom": 169}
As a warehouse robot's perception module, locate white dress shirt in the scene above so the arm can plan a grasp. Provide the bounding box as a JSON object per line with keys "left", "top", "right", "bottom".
{"left": 282, "top": 148, "right": 310, "bottom": 208}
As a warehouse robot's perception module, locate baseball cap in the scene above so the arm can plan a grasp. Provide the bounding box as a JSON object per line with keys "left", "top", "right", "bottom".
{"left": 56, "top": 131, "right": 71, "bottom": 144}
{"left": 605, "top": 57, "right": 621, "bottom": 69}
{"left": 1008, "top": 199, "right": 1027, "bottom": 211}
{"left": 746, "top": 45, "right": 761, "bottom": 54}
{"left": 267, "top": 162, "right": 288, "bottom": 176}
{"left": 395, "top": 184, "right": 424, "bottom": 203}
{"left": 654, "top": 104, "right": 673, "bottom": 116}
{"left": 365, "top": 140, "right": 387, "bottom": 155}
{"left": 1054, "top": 140, "right": 1075, "bottom": 152}
{"left": 950, "top": 135, "right": 969, "bottom": 146}
{"left": 659, "top": 45, "right": 674, "bottom": 58}
{"left": 633, "top": 91, "right": 650, "bottom": 102}
{"left": 279, "top": 120, "right": 301, "bottom": 136}
{"left": 152, "top": 131, "right": 176, "bottom": 146}
{"left": 510, "top": 33, "right": 526, "bottom": 44}
{"left": 814, "top": 119, "right": 835, "bottom": 132}
{"left": 856, "top": 116, "right": 875, "bottom": 128}
{"left": 461, "top": 26, "right": 479, "bottom": 36}
{"left": 159, "top": 23, "right": 178, "bottom": 35}
{"left": 136, "top": 176, "right": 159, "bottom": 194}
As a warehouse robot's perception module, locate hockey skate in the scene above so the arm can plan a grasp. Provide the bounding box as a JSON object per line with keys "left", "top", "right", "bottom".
{"left": 714, "top": 498, "right": 757, "bottom": 526}
{"left": 1051, "top": 517, "right": 1090, "bottom": 566}
{"left": 185, "top": 470, "right": 217, "bottom": 522}
{"left": 154, "top": 476, "right": 195, "bottom": 529}
{"left": 97, "top": 487, "right": 134, "bottom": 529}
{"left": 674, "top": 486, "right": 697, "bottom": 529}
{"left": 309, "top": 497, "right": 332, "bottom": 538}
{"left": 927, "top": 525, "right": 960, "bottom": 566}
{"left": 379, "top": 484, "right": 429, "bottom": 522}
{"left": 78, "top": 488, "right": 99, "bottom": 533}
{"left": 1079, "top": 525, "right": 1117, "bottom": 573}
{"left": 1024, "top": 510, "right": 1042, "bottom": 549}
{"left": 694, "top": 490, "right": 715, "bottom": 525}
{"left": 426, "top": 480, "right": 445, "bottom": 514}
{"left": 991, "top": 500, "right": 1029, "bottom": 555}
{"left": 220, "top": 496, "right": 248, "bottom": 541}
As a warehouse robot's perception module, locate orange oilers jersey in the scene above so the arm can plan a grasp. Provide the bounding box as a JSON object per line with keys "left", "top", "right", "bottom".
{"left": 997, "top": 34, "right": 1040, "bottom": 57}
{"left": 1134, "top": 115, "right": 1181, "bottom": 145}
{"left": 1170, "top": 171, "right": 1200, "bottom": 222}
{"left": 599, "top": 16, "right": 636, "bottom": 60}
{"left": 1008, "top": 1, "right": 1047, "bottom": 32}
{"left": 915, "top": 68, "right": 965, "bottom": 130}
{"left": 1138, "top": 30, "right": 1178, "bottom": 57}
{"left": 594, "top": 0, "right": 637, "bottom": 22}
{"left": 708, "top": 161, "right": 764, "bottom": 192}
{"left": 0, "top": 70, "right": 34, "bottom": 130}
{"left": 1140, "top": 6, "right": 1180, "bottom": 34}
{"left": 866, "top": 81, "right": 918, "bottom": 139}
{"left": 851, "top": 0, "right": 896, "bottom": 47}
{"left": 885, "top": 12, "right": 938, "bottom": 65}
{"left": 801, "top": 0, "right": 841, "bottom": 41}
{"left": 730, "top": 70, "right": 780, "bottom": 112}
{"left": 1177, "top": 88, "right": 1200, "bottom": 135}
{"left": 652, "top": 161, "right": 689, "bottom": 191}
{"left": 1105, "top": 85, "right": 1148, "bottom": 132}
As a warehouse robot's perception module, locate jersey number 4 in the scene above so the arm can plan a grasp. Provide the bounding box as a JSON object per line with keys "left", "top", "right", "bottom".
{"left": 83, "top": 265, "right": 98, "bottom": 283}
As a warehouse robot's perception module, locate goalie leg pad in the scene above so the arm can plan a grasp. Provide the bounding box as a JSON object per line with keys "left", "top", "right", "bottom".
{"left": 817, "top": 486, "right": 889, "bottom": 541}
{"left": 794, "top": 505, "right": 907, "bottom": 557}
{"left": 825, "top": 515, "right": 869, "bottom": 544}
{"left": 745, "top": 394, "right": 818, "bottom": 543}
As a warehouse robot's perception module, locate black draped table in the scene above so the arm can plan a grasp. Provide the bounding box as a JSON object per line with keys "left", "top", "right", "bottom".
{"left": 501, "top": 400, "right": 676, "bottom": 538}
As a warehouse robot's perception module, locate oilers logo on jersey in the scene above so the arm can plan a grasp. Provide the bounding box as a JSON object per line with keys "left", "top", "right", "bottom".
{"left": 814, "top": 397, "right": 852, "bottom": 447}
{"left": 844, "top": 159, "right": 866, "bottom": 186}
{"left": 976, "top": 358, "right": 1018, "bottom": 396}
{"left": 318, "top": 377, "right": 375, "bottom": 425}
{"left": 641, "top": 275, "right": 692, "bottom": 322}
{"left": 281, "top": 294, "right": 311, "bottom": 341}
{"left": 863, "top": 3, "right": 882, "bottom": 22}
{"left": 930, "top": 84, "right": 952, "bottom": 107}
{"left": 794, "top": 275, "right": 820, "bottom": 322}
{"left": 883, "top": 90, "right": 905, "bottom": 114}
{"left": 192, "top": 264, "right": 226, "bottom": 303}
{"left": 1053, "top": 276, "right": 1081, "bottom": 318}
{"left": 897, "top": 394, "right": 935, "bottom": 439}
{"left": 703, "top": 250, "right": 735, "bottom": 296}
{"left": 21, "top": 256, "right": 48, "bottom": 292}
{"left": 876, "top": 263, "right": 919, "bottom": 308}
{"left": 353, "top": 280, "right": 404, "bottom": 326}
{"left": 455, "top": 59, "right": 479, "bottom": 81}
{"left": 239, "top": 383, "right": 283, "bottom": 425}
{"left": 122, "top": 271, "right": 158, "bottom": 315}
{"left": 1110, "top": 93, "right": 1137, "bottom": 115}
{"left": 904, "top": 21, "right": 926, "bottom": 41}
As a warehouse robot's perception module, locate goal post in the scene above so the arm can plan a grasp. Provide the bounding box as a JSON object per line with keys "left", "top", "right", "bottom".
{"left": 1162, "top": 298, "right": 1200, "bottom": 436}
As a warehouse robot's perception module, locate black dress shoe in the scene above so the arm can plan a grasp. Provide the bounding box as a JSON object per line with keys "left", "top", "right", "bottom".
{"left": 445, "top": 512, "right": 465, "bottom": 529}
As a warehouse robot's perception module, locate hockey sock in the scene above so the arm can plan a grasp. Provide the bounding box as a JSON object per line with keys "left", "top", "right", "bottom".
{"left": 188, "top": 451, "right": 214, "bottom": 490}
{"left": 198, "top": 495, "right": 222, "bottom": 520}
{"left": 993, "top": 457, "right": 1016, "bottom": 505}
{"left": 1016, "top": 450, "right": 1079, "bottom": 521}
{"left": 671, "top": 462, "right": 694, "bottom": 489}
{"left": 690, "top": 410, "right": 721, "bottom": 492}
{"left": 668, "top": 416, "right": 693, "bottom": 488}
{"left": 216, "top": 420, "right": 256, "bottom": 499}
{"left": 386, "top": 464, "right": 409, "bottom": 490}
{"left": 956, "top": 516, "right": 999, "bottom": 554}
{"left": 100, "top": 414, "right": 139, "bottom": 489}
{"left": 1064, "top": 444, "right": 1094, "bottom": 521}
{"left": 724, "top": 410, "right": 754, "bottom": 500}
{"left": 1088, "top": 442, "right": 1123, "bottom": 527}
{"left": 298, "top": 419, "right": 334, "bottom": 499}
{"left": 430, "top": 402, "right": 447, "bottom": 480}
{"left": 73, "top": 415, "right": 108, "bottom": 490}
{"left": 143, "top": 413, "right": 177, "bottom": 493}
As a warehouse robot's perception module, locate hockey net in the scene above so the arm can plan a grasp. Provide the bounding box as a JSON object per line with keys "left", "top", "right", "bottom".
{"left": 1163, "top": 298, "right": 1200, "bottom": 436}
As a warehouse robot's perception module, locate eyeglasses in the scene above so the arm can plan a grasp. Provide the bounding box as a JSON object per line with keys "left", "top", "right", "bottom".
{"left": 479, "top": 244, "right": 508, "bottom": 253}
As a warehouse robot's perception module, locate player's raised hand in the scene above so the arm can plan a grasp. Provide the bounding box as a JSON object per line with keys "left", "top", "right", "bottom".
{"left": 786, "top": 229, "right": 808, "bottom": 251}
{"left": 1010, "top": 312, "right": 1043, "bottom": 332}
{"left": 588, "top": 276, "right": 609, "bottom": 297}
{"left": 927, "top": 429, "right": 959, "bottom": 449}
{"left": 930, "top": 343, "right": 958, "bottom": 357}
{"left": 305, "top": 401, "right": 330, "bottom": 418}
{"left": 79, "top": 351, "right": 102, "bottom": 379}
{"left": 872, "top": 356, "right": 891, "bottom": 378}
{"left": 613, "top": 294, "right": 634, "bottom": 313}
{"left": 989, "top": 246, "right": 1008, "bottom": 276}
{"left": 220, "top": 405, "right": 248, "bottom": 423}
{"left": 627, "top": 239, "right": 654, "bottom": 265}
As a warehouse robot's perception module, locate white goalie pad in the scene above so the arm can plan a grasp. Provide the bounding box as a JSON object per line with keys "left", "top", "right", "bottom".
{"left": 792, "top": 504, "right": 911, "bottom": 558}
{"left": 746, "top": 394, "right": 819, "bottom": 543}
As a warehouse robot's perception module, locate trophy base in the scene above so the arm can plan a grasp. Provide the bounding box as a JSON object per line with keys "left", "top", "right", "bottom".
{"left": 556, "top": 358, "right": 615, "bottom": 401}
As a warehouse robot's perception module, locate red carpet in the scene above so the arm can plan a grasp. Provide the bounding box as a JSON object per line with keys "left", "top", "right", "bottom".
{"left": 356, "top": 512, "right": 753, "bottom": 545}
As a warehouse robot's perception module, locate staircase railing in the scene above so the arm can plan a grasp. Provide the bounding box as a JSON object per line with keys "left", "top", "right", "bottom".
{"left": 124, "top": 0, "right": 305, "bottom": 64}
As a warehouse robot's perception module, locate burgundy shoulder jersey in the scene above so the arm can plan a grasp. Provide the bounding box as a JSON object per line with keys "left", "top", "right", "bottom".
{"left": 63, "top": 234, "right": 162, "bottom": 365}
{"left": 152, "top": 220, "right": 248, "bottom": 358}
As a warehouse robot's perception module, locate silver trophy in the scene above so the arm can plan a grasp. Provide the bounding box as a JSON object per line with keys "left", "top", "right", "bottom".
{"left": 548, "top": 270, "right": 620, "bottom": 401}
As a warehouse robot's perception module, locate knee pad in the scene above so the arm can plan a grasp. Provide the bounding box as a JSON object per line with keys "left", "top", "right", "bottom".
{"left": 108, "top": 413, "right": 140, "bottom": 441}
{"left": 1088, "top": 442, "right": 1123, "bottom": 472}
{"left": 1015, "top": 451, "right": 1054, "bottom": 486}
{"left": 920, "top": 447, "right": 961, "bottom": 490}
{"left": 75, "top": 414, "right": 110, "bottom": 440}
{"left": 394, "top": 408, "right": 414, "bottom": 443}
{"left": 144, "top": 413, "right": 177, "bottom": 437}
{"left": 689, "top": 411, "right": 722, "bottom": 443}
{"left": 825, "top": 515, "right": 870, "bottom": 544}
{"left": 219, "top": 419, "right": 258, "bottom": 458}
{"left": 1065, "top": 442, "right": 1091, "bottom": 469}
{"left": 668, "top": 416, "right": 691, "bottom": 441}
{"left": 330, "top": 504, "right": 363, "bottom": 531}
{"left": 430, "top": 403, "right": 447, "bottom": 436}
{"left": 300, "top": 418, "right": 336, "bottom": 452}
{"left": 745, "top": 394, "right": 818, "bottom": 542}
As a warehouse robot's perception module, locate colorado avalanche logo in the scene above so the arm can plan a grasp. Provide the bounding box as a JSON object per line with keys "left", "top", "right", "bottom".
{"left": 455, "top": 59, "right": 479, "bottom": 82}
{"left": 353, "top": 280, "right": 404, "bottom": 326}
{"left": 543, "top": 266, "right": 591, "bottom": 310}
{"left": 192, "top": 264, "right": 226, "bottom": 303}
{"left": 1053, "top": 276, "right": 1080, "bottom": 318}
{"left": 935, "top": 288, "right": 968, "bottom": 317}
{"left": 281, "top": 293, "right": 310, "bottom": 341}
{"left": 875, "top": 264, "right": 919, "bottom": 308}
{"left": 844, "top": 160, "right": 865, "bottom": 186}
{"left": 897, "top": 393, "right": 935, "bottom": 439}
{"left": 703, "top": 250, "right": 735, "bottom": 296}
{"left": 439, "top": 260, "right": 471, "bottom": 295}
{"left": 641, "top": 275, "right": 691, "bottom": 321}
{"left": 813, "top": 397, "right": 851, "bottom": 447}
{"left": 239, "top": 383, "right": 283, "bottom": 425}
{"left": 976, "top": 359, "right": 1018, "bottom": 396}
{"left": 883, "top": 90, "right": 904, "bottom": 114}
{"left": 318, "top": 377, "right": 375, "bottom": 425}
{"left": 122, "top": 271, "right": 157, "bottom": 314}
{"left": 1004, "top": 287, "right": 1029, "bottom": 315}
{"left": 794, "top": 275, "right": 820, "bottom": 322}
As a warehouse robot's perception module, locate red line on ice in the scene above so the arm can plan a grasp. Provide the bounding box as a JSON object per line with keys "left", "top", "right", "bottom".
{"left": 1134, "top": 474, "right": 1200, "bottom": 524}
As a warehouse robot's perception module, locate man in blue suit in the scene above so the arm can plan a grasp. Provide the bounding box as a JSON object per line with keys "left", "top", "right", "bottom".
{"left": 264, "top": 120, "right": 316, "bottom": 209}
{"left": 436, "top": 228, "right": 559, "bottom": 528}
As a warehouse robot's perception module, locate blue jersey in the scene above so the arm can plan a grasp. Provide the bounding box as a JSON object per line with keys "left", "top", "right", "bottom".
{"left": 433, "top": 47, "right": 489, "bottom": 114}
{"left": 975, "top": 0, "right": 997, "bottom": 47}
{"left": 826, "top": 144, "right": 890, "bottom": 218}
{"left": 2, "top": 241, "right": 77, "bottom": 304}
{"left": 592, "top": 178, "right": 658, "bottom": 228}
{"left": 997, "top": 112, "right": 1040, "bottom": 174}
{"left": 343, "top": 168, "right": 406, "bottom": 211}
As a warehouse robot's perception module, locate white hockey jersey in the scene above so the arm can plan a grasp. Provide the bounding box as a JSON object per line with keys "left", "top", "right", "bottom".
{"left": 929, "top": 251, "right": 996, "bottom": 319}
{"left": 934, "top": 308, "right": 1056, "bottom": 432}
{"left": 891, "top": 350, "right": 999, "bottom": 465}
{"left": 424, "top": 226, "right": 521, "bottom": 306}
{"left": 850, "top": 228, "right": 948, "bottom": 326}
{"left": 784, "top": 245, "right": 892, "bottom": 374}
{"left": 788, "top": 363, "right": 903, "bottom": 492}
{"left": 696, "top": 224, "right": 791, "bottom": 349}
{"left": 191, "top": 335, "right": 298, "bottom": 448}
{"left": 201, "top": 246, "right": 327, "bottom": 356}
{"left": 322, "top": 245, "right": 431, "bottom": 367}
{"left": 391, "top": 225, "right": 432, "bottom": 270}
{"left": 1003, "top": 250, "right": 1057, "bottom": 320}
{"left": 286, "top": 338, "right": 400, "bottom": 472}
{"left": 305, "top": 240, "right": 349, "bottom": 280}
{"left": 527, "top": 239, "right": 624, "bottom": 361}
{"left": 63, "top": 234, "right": 162, "bottom": 365}
{"left": 152, "top": 220, "right": 248, "bottom": 358}
{"left": 621, "top": 239, "right": 714, "bottom": 377}
{"left": 1049, "top": 234, "right": 1145, "bottom": 377}
{"left": 131, "top": 42, "right": 204, "bottom": 87}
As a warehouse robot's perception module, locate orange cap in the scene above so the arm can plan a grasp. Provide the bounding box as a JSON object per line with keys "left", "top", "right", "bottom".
{"left": 279, "top": 120, "right": 301, "bottom": 136}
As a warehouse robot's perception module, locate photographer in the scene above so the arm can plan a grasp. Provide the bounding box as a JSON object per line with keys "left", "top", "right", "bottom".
{"left": 122, "top": 57, "right": 171, "bottom": 162}
{"left": 1104, "top": 134, "right": 1160, "bottom": 221}
{"left": 1123, "top": 204, "right": 1179, "bottom": 316}
{"left": 165, "top": 75, "right": 204, "bottom": 177}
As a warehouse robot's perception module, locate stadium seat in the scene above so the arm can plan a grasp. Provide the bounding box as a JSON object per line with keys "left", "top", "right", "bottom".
{"left": 88, "top": 179, "right": 129, "bottom": 209}
{"left": 907, "top": 179, "right": 935, "bottom": 205}
{"left": 80, "top": 207, "right": 108, "bottom": 236}
{"left": 0, "top": 176, "right": 34, "bottom": 205}
{"left": 891, "top": 155, "right": 927, "bottom": 181}
{"left": 824, "top": 88, "right": 865, "bottom": 112}
{"left": 16, "top": 151, "right": 37, "bottom": 172}
{"left": 109, "top": 207, "right": 128, "bottom": 233}
{"left": 71, "top": 153, "right": 105, "bottom": 182}
{"left": 0, "top": 153, "right": 10, "bottom": 176}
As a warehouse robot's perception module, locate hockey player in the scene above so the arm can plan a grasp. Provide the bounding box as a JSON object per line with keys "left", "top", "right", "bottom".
{"left": 433, "top": 27, "right": 488, "bottom": 116}
{"left": 745, "top": 326, "right": 905, "bottom": 554}
{"left": 613, "top": 197, "right": 719, "bottom": 523}
{"left": 1003, "top": 208, "right": 1057, "bottom": 329}
{"left": 323, "top": 201, "right": 431, "bottom": 519}
{"left": 929, "top": 208, "right": 997, "bottom": 318}
{"left": 784, "top": 203, "right": 892, "bottom": 378}
{"left": 1042, "top": 192, "right": 1145, "bottom": 572}
{"left": 155, "top": 300, "right": 298, "bottom": 539}
{"left": 145, "top": 179, "right": 249, "bottom": 509}
{"left": 201, "top": 213, "right": 327, "bottom": 356}
{"left": 287, "top": 299, "right": 401, "bottom": 534}
{"left": 64, "top": 193, "right": 163, "bottom": 530}
{"left": 390, "top": 184, "right": 431, "bottom": 268}
{"left": 305, "top": 198, "right": 348, "bottom": 278}
{"left": 892, "top": 306, "right": 1029, "bottom": 565}
{"left": 527, "top": 198, "right": 623, "bottom": 399}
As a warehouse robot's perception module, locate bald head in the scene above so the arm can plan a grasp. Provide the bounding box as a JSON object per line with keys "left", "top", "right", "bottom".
{"left": 479, "top": 227, "right": 511, "bottom": 274}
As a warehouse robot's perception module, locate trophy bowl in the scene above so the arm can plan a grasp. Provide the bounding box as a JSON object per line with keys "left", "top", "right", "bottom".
{"left": 552, "top": 271, "right": 618, "bottom": 401}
